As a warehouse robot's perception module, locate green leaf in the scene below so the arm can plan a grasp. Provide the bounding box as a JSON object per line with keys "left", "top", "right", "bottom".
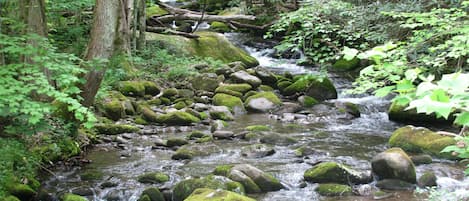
{"left": 455, "top": 112, "right": 469, "bottom": 126}
{"left": 342, "top": 46, "right": 359, "bottom": 61}
{"left": 374, "top": 86, "right": 394, "bottom": 97}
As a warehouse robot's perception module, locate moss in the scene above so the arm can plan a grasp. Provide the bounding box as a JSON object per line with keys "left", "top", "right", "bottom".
{"left": 214, "top": 88, "right": 243, "bottom": 98}
{"left": 316, "top": 183, "right": 353, "bottom": 196}
{"left": 303, "top": 162, "right": 361, "bottom": 184}
{"left": 139, "top": 187, "right": 165, "bottom": 201}
{"left": 62, "top": 193, "right": 88, "bottom": 201}
{"left": 245, "top": 125, "right": 270, "bottom": 132}
{"left": 301, "top": 96, "right": 318, "bottom": 107}
{"left": 331, "top": 57, "right": 360, "bottom": 71}
{"left": 137, "top": 172, "right": 169, "bottom": 184}
{"left": 216, "top": 84, "right": 253, "bottom": 94}
{"left": 277, "top": 80, "right": 292, "bottom": 92}
{"left": 196, "top": 135, "right": 213, "bottom": 143}
{"left": 156, "top": 111, "right": 201, "bottom": 126}
{"left": 389, "top": 126, "right": 456, "bottom": 159}
{"left": 147, "top": 98, "right": 162, "bottom": 106}
{"left": 7, "top": 184, "right": 36, "bottom": 201}
{"left": 160, "top": 97, "right": 171, "bottom": 105}
{"left": 212, "top": 93, "right": 245, "bottom": 111}
{"left": 253, "top": 173, "right": 283, "bottom": 192}
{"left": 141, "top": 107, "right": 159, "bottom": 122}
{"left": 172, "top": 176, "right": 226, "bottom": 201}
{"left": 142, "top": 81, "right": 161, "bottom": 96}
{"left": 2, "top": 196, "right": 20, "bottom": 201}
{"left": 228, "top": 171, "right": 261, "bottom": 193}
{"left": 282, "top": 75, "right": 337, "bottom": 101}
{"left": 245, "top": 91, "right": 282, "bottom": 105}
{"left": 80, "top": 170, "right": 104, "bottom": 181}
{"left": 226, "top": 182, "right": 245, "bottom": 195}
{"left": 94, "top": 124, "right": 139, "bottom": 135}
{"left": 102, "top": 99, "right": 124, "bottom": 121}
{"left": 146, "top": 5, "right": 168, "bottom": 18}
{"left": 146, "top": 32, "right": 258, "bottom": 67}
{"left": 388, "top": 102, "right": 453, "bottom": 124}
{"left": 213, "top": 165, "right": 234, "bottom": 177}
{"left": 184, "top": 188, "right": 255, "bottom": 201}
{"left": 166, "top": 138, "right": 189, "bottom": 147}
{"left": 259, "top": 85, "right": 274, "bottom": 91}
{"left": 188, "top": 131, "right": 206, "bottom": 139}
{"left": 135, "top": 116, "right": 149, "bottom": 125}
{"left": 118, "top": 81, "right": 146, "bottom": 97}
{"left": 209, "top": 109, "right": 234, "bottom": 121}
{"left": 162, "top": 88, "right": 179, "bottom": 99}
{"left": 171, "top": 148, "right": 194, "bottom": 160}
{"left": 210, "top": 21, "right": 231, "bottom": 32}
{"left": 174, "top": 101, "right": 187, "bottom": 110}
{"left": 243, "top": 91, "right": 258, "bottom": 100}
{"left": 199, "top": 112, "right": 209, "bottom": 120}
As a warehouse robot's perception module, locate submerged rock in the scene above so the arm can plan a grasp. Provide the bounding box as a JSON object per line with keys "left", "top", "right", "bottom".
{"left": 304, "top": 162, "right": 367, "bottom": 184}
{"left": 371, "top": 148, "right": 416, "bottom": 183}
{"left": 184, "top": 188, "right": 255, "bottom": 201}
{"left": 389, "top": 126, "right": 456, "bottom": 159}
{"left": 316, "top": 183, "right": 353, "bottom": 196}
{"left": 260, "top": 133, "right": 297, "bottom": 145}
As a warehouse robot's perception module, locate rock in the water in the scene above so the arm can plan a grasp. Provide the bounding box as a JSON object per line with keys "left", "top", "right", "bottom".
{"left": 371, "top": 148, "right": 416, "bottom": 183}
{"left": 155, "top": 111, "right": 200, "bottom": 126}
{"left": 213, "top": 130, "right": 235, "bottom": 139}
{"left": 137, "top": 172, "right": 169, "bottom": 184}
{"left": 304, "top": 162, "right": 367, "bottom": 184}
{"left": 254, "top": 67, "right": 277, "bottom": 86}
{"left": 171, "top": 148, "right": 194, "bottom": 160}
{"left": 260, "top": 133, "right": 297, "bottom": 145}
{"left": 166, "top": 138, "right": 189, "bottom": 147}
{"left": 410, "top": 154, "right": 433, "bottom": 165}
{"left": 388, "top": 102, "right": 454, "bottom": 125}
{"left": 138, "top": 187, "right": 165, "bottom": 201}
{"left": 241, "top": 144, "right": 275, "bottom": 158}
{"left": 230, "top": 70, "right": 262, "bottom": 88}
{"left": 274, "top": 102, "right": 302, "bottom": 114}
{"left": 209, "top": 106, "right": 234, "bottom": 121}
{"left": 389, "top": 126, "right": 456, "bottom": 159}
{"left": 376, "top": 179, "right": 415, "bottom": 190}
{"left": 244, "top": 92, "right": 282, "bottom": 113}
{"left": 213, "top": 93, "right": 246, "bottom": 114}
{"left": 184, "top": 188, "right": 255, "bottom": 201}
{"left": 418, "top": 171, "right": 437, "bottom": 187}
{"left": 331, "top": 57, "right": 360, "bottom": 71}
{"left": 172, "top": 176, "right": 245, "bottom": 201}
{"left": 229, "top": 169, "right": 262, "bottom": 193}
{"left": 191, "top": 73, "right": 222, "bottom": 92}
{"left": 229, "top": 164, "right": 283, "bottom": 192}
{"left": 94, "top": 124, "right": 139, "bottom": 135}
{"left": 298, "top": 95, "right": 318, "bottom": 108}
{"left": 316, "top": 183, "right": 353, "bottom": 196}
{"left": 62, "top": 193, "right": 88, "bottom": 201}
{"left": 282, "top": 75, "right": 337, "bottom": 101}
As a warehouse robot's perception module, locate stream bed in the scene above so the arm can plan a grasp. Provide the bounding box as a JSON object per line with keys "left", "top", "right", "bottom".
{"left": 41, "top": 33, "right": 468, "bottom": 201}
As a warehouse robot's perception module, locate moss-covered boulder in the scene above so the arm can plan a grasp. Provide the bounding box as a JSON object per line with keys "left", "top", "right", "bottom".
{"left": 213, "top": 165, "right": 235, "bottom": 177}
{"left": 282, "top": 75, "right": 337, "bottom": 101}
{"left": 213, "top": 93, "right": 245, "bottom": 113}
{"left": 118, "top": 81, "right": 146, "bottom": 97}
{"left": 245, "top": 125, "right": 270, "bottom": 132}
{"left": 94, "top": 124, "right": 139, "bottom": 135}
{"left": 209, "top": 106, "right": 235, "bottom": 121}
{"left": 191, "top": 73, "right": 222, "bottom": 92}
{"left": 184, "top": 188, "right": 255, "bottom": 201}
{"left": 216, "top": 83, "right": 252, "bottom": 94}
{"left": 388, "top": 102, "right": 453, "bottom": 124}
{"left": 96, "top": 91, "right": 130, "bottom": 121}
{"left": 147, "top": 32, "right": 258, "bottom": 67}
{"left": 316, "top": 183, "right": 353, "bottom": 196}
{"left": 244, "top": 92, "right": 282, "bottom": 113}
{"left": 298, "top": 96, "right": 318, "bottom": 108}
{"left": 230, "top": 70, "right": 262, "bottom": 88}
{"left": 331, "top": 57, "right": 360, "bottom": 71}
{"left": 138, "top": 187, "right": 165, "bottom": 201}
{"left": 371, "top": 148, "right": 416, "bottom": 183}
{"left": 254, "top": 67, "right": 277, "bottom": 86}
{"left": 389, "top": 126, "right": 456, "bottom": 159}
{"left": 418, "top": 171, "right": 437, "bottom": 187}
{"left": 210, "top": 21, "right": 231, "bottom": 33}
{"left": 172, "top": 176, "right": 245, "bottom": 201}
{"left": 8, "top": 184, "right": 37, "bottom": 201}
{"left": 171, "top": 148, "right": 194, "bottom": 160}
{"left": 62, "top": 193, "right": 88, "bottom": 201}
{"left": 304, "top": 162, "right": 366, "bottom": 184}
{"left": 137, "top": 172, "right": 169, "bottom": 184}
{"left": 229, "top": 164, "right": 283, "bottom": 193}
{"left": 162, "top": 88, "right": 179, "bottom": 99}
{"left": 155, "top": 111, "right": 200, "bottom": 126}
{"left": 166, "top": 137, "right": 189, "bottom": 147}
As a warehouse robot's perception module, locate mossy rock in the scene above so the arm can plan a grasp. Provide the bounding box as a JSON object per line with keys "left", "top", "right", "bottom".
{"left": 146, "top": 5, "right": 168, "bottom": 18}
{"left": 171, "top": 148, "right": 194, "bottom": 160}
{"left": 147, "top": 98, "right": 162, "bottom": 106}
{"left": 184, "top": 188, "right": 255, "bottom": 201}
{"left": 118, "top": 81, "right": 146, "bottom": 97}
{"left": 146, "top": 32, "right": 258, "bottom": 67}
{"left": 174, "top": 101, "right": 187, "bottom": 110}
{"left": 162, "top": 88, "right": 179, "bottom": 99}
{"left": 388, "top": 102, "right": 453, "bottom": 125}
{"left": 166, "top": 138, "right": 189, "bottom": 147}
{"left": 160, "top": 97, "right": 171, "bottom": 105}
{"left": 97, "top": 91, "right": 128, "bottom": 121}
{"left": 213, "top": 93, "right": 245, "bottom": 112}
{"left": 142, "top": 81, "right": 161, "bottom": 96}
{"left": 213, "top": 165, "right": 234, "bottom": 177}
{"left": 214, "top": 88, "right": 243, "bottom": 98}
{"left": 259, "top": 85, "right": 274, "bottom": 91}
{"left": 141, "top": 107, "right": 159, "bottom": 122}
{"left": 1, "top": 196, "right": 20, "bottom": 201}
{"left": 244, "top": 92, "right": 282, "bottom": 113}
{"left": 137, "top": 172, "right": 170, "bottom": 184}
{"left": 196, "top": 135, "right": 214, "bottom": 143}
{"left": 316, "top": 183, "right": 353, "bottom": 196}
{"left": 187, "top": 131, "right": 207, "bottom": 139}
{"left": 229, "top": 164, "right": 282, "bottom": 193}
{"left": 389, "top": 125, "right": 456, "bottom": 159}
{"left": 371, "top": 148, "right": 416, "bottom": 183}
{"left": 62, "top": 193, "right": 88, "bottom": 201}
{"left": 172, "top": 176, "right": 239, "bottom": 201}
{"left": 210, "top": 21, "right": 231, "bottom": 33}
{"left": 138, "top": 187, "right": 165, "bottom": 201}
{"left": 331, "top": 57, "right": 360, "bottom": 71}
{"left": 155, "top": 111, "right": 201, "bottom": 126}
{"left": 304, "top": 162, "right": 363, "bottom": 184}
{"left": 245, "top": 125, "right": 270, "bottom": 132}
{"left": 299, "top": 96, "right": 318, "bottom": 107}
{"left": 135, "top": 116, "right": 149, "bottom": 125}
{"left": 282, "top": 75, "right": 337, "bottom": 101}
{"left": 94, "top": 124, "right": 139, "bottom": 135}
{"left": 7, "top": 184, "right": 37, "bottom": 201}
{"left": 32, "top": 137, "right": 81, "bottom": 162}
{"left": 80, "top": 170, "right": 104, "bottom": 181}
{"left": 191, "top": 73, "right": 222, "bottom": 92}
{"left": 216, "top": 84, "right": 252, "bottom": 94}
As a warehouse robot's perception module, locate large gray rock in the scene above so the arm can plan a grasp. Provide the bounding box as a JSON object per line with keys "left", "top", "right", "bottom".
{"left": 230, "top": 70, "right": 262, "bottom": 88}
{"left": 229, "top": 164, "right": 283, "bottom": 193}
{"left": 254, "top": 67, "right": 277, "bottom": 86}
{"left": 191, "top": 73, "right": 222, "bottom": 92}
{"left": 209, "top": 106, "right": 234, "bottom": 121}
{"left": 244, "top": 92, "right": 282, "bottom": 113}
{"left": 371, "top": 148, "right": 416, "bottom": 183}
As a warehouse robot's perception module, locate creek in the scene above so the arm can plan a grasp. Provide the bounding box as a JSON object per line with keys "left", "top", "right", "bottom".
{"left": 41, "top": 28, "right": 467, "bottom": 201}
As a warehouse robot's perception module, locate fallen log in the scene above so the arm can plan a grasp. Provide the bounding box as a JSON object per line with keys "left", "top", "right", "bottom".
{"left": 146, "top": 26, "right": 199, "bottom": 38}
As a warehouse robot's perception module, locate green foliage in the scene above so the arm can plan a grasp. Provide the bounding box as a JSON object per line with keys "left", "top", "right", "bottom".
{"left": 441, "top": 135, "right": 469, "bottom": 175}
{"left": 0, "top": 33, "right": 96, "bottom": 134}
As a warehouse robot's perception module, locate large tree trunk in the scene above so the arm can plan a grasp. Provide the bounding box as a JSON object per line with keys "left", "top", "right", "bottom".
{"left": 136, "top": 0, "right": 146, "bottom": 50}
{"left": 81, "top": 0, "right": 131, "bottom": 107}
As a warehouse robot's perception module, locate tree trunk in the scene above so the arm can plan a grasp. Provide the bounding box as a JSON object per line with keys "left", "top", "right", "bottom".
{"left": 136, "top": 0, "right": 146, "bottom": 50}
{"left": 81, "top": 0, "right": 131, "bottom": 107}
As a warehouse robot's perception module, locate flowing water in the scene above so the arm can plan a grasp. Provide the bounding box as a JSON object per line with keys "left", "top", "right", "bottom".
{"left": 41, "top": 31, "right": 468, "bottom": 201}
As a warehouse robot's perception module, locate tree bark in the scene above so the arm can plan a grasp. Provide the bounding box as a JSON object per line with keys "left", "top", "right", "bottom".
{"left": 136, "top": 0, "right": 146, "bottom": 50}
{"left": 81, "top": 0, "right": 131, "bottom": 107}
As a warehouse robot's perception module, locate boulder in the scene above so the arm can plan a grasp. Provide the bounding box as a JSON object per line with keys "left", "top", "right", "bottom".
{"left": 216, "top": 83, "right": 252, "bottom": 94}
{"left": 62, "top": 193, "right": 88, "bottom": 201}
{"left": 244, "top": 92, "right": 282, "bottom": 113}
{"left": 304, "top": 162, "right": 366, "bottom": 184}
{"left": 241, "top": 144, "right": 275, "bottom": 158}
{"left": 137, "top": 172, "right": 169, "bottom": 184}
{"left": 146, "top": 32, "right": 259, "bottom": 67}
{"left": 209, "top": 106, "right": 234, "bottom": 121}
{"left": 230, "top": 70, "right": 262, "bottom": 88}
{"left": 282, "top": 75, "right": 337, "bottom": 101}
{"left": 418, "top": 171, "right": 437, "bottom": 187}
{"left": 410, "top": 154, "right": 433, "bottom": 165}
{"left": 298, "top": 96, "right": 318, "bottom": 108}
{"left": 316, "top": 183, "right": 353, "bottom": 196}
{"left": 184, "top": 188, "right": 255, "bottom": 201}
{"left": 94, "top": 124, "right": 139, "bottom": 135}
{"left": 191, "top": 73, "right": 222, "bottom": 92}
{"left": 260, "top": 133, "right": 297, "bottom": 145}
{"left": 389, "top": 126, "right": 456, "bottom": 159}
{"left": 8, "top": 184, "right": 37, "bottom": 201}
{"left": 155, "top": 111, "right": 200, "bottom": 126}
{"left": 96, "top": 91, "right": 129, "bottom": 121}
{"left": 118, "top": 81, "right": 146, "bottom": 97}
{"left": 162, "top": 88, "right": 179, "bottom": 99}
{"left": 212, "top": 93, "right": 246, "bottom": 114}
{"left": 228, "top": 170, "right": 261, "bottom": 193}
{"left": 371, "top": 148, "right": 416, "bottom": 183}
{"left": 331, "top": 57, "right": 360, "bottom": 71}
{"left": 229, "top": 164, "right": 283, "bottom": 192}
{"left": 166, "top": 138, "right": 189, "bottom": 147}
{"left": 138, "top": 187, "right": 165, "bottom": 201}
{"left": 213, "top": 130, "right": 235, "bottom": 139}
{"left": 172, "top": 176, "right": 245, "bottom": 201}
{"left": 273, "top": 102, "right": 302, "bottom": 114}
{"left": 210, "top": 21, "right": 231, "bottom": 33}
{"left": 254, "top": 67, "right": 277, "bottom": 86}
